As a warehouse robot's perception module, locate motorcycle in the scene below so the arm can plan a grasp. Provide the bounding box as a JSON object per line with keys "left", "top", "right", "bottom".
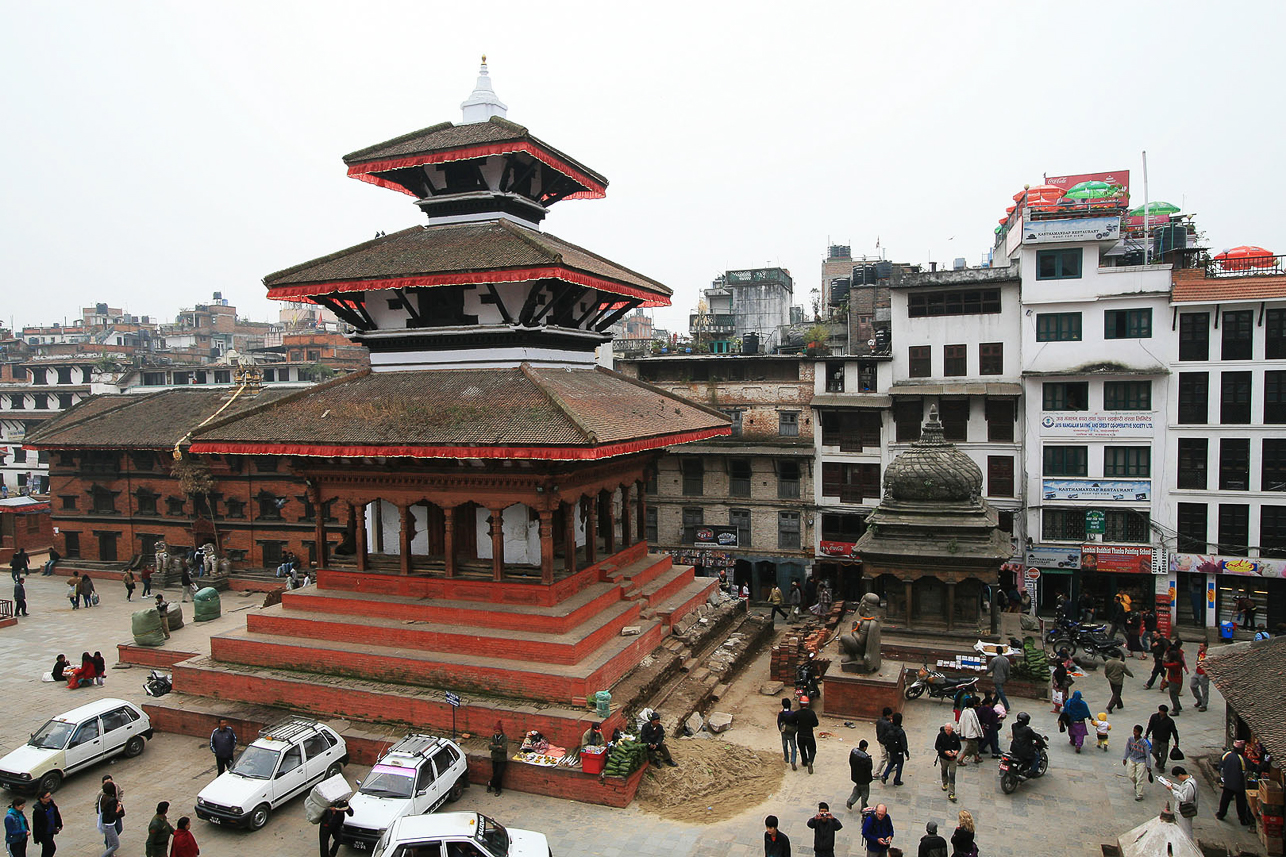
{"left": 1047, "top": 620, "right": 1124, "bottom": 660}
{"left": 143, "top": 670, "right": 172, "bottom": 698}
{"left": 903, "top": 667, "right": 978, "bottom": 701}
{"left": 998, "top": 736, "right": 1049, "bottom": 794}
{"left": 795, "top": 659, "right": 821, "bottom": 702}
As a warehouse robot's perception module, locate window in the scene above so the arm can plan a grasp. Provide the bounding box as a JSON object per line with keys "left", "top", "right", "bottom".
{"left": 1105, "top": 510, "right": 1149, "bottom": 543}
{"left": 979, "top": 343, "right": 1003, "bottom": 375}
{"left": 821, "top": 514, "right": 865, "bottom": 542}
{"left": 908, "top": 346, "right": 931, "bottom": 378}
{"left": 1221, "top": 310, "right": 1254, "bottom": 360}
{"left": 722, "top": 409, "right": 743, "bottom": 437}
{"left": 985, "top": 398, "right": 1015, "bottom": 442}
{"left": 225, "top": 498, "right": 246, "bottom": 519}
{"left": 142, "top": 372, "right": 165, "bottom": 386}
{"left": 302, "top": 734, "right": 330, "bottom": 762}
{"left": 644, "top": 507, "right": 657, "bottom": 543}
{"left": 9, "top": 394, "right": 24, "bottom": 410}
{"left": 60, "top": 495, "right": 77, "bottom": 511}
{"left": 1104, "top": 308, "right": 1153, "bottom": 339}
{"left": 1177, "top": 439, "right": 1208, "bottom": 490}
{"left": 906, "top": 288, "right": 1001, "bottom": 317}
{"left": 1103, "top": 446, "right": 1150, "bottom": 477}
{"left": 97, "top": 531, "right": 118, "bottom": 562}
{"left": 135, "top": 490, "right": 158, "bottom": 516}
{"left": 1043, "top": 508, "right": 1085, "bottom": 541}
{"left": 58, "top": 393, "right": 73, "bottom": 409}
{"left": 56, "top": 367, "right": 72, "bottom": 385}
{"left": 998, "top": 511, "right": 1014, "bottom": 533}
{"left": 63, "top": 532, "right": 80, "bottom": 558}
{"left": 278, "top": 746, "right": 303, "bottom": 775}
{"left": 825, "top": 361, "right": 845, "bottom": 393}
{"left": 1176, "top": 503, "right": 1208, "bottom": 552}
{"left": 820, "top": 410, "right": 881, "bottom": 451}
{"left": 681, "top": 507, "right": 703, "bottom": 545}
{"left": 681, "top": 459, "right": 704, "bottom": 496}
{"left": 71, "top": 720, "right": 100, "bottom": 747}
{"left": 1043, "top": 446, "right": 1088, "bottom": 477}
{"left": 894, "top": 399, "right": 922, "bottom": 442}
{"left": 939, "top": 399, "right": 969, "bottom": 442}
{"left": 254, "top": 456, "right": 279, "bottom": 473}
{"left": 90, "top": 486, "right": 116, "bottom": 515}
{"left": 778, "top": 511, "right": 801, "bottom": 550}
{"left": 730, "top": 509, "right": 752, "bottom": 548}
{"left": 57, "top": 451, "right": 75, "bottom": 467}
{"left": 32, "top": 393, "right": 48, "bottom": 410}
{"left": 1268, "top": 309, "right": 1286, "bottom": 360}
{"left": 166, "top": 497, "right": 185, "bottom": 517}
{"left": 1264, "top": 440, "right": 1286, "bottom": 492}
{"left": 778, "top": 411, "right": 800, "bottom": 437}
{"left": 1219, "top": 438, "right": 1250, "bottom": 490}
{"left": 257, "top": 493, "right": 284, "bottom": 520}
{"left": 1036, "top": 312, "right": 1082, "bottom": 342}
{"left": 777, "top": 460, "right": 800, "bottom": 499}
{"left": 729, "top": 459, "right": 752, "bottom": 497}
{"left": 1036, "top": 249, "right": 1082, "bottom": 280}
{"left": 12, "top": 447, "right": 25, "bottom": 464}
{"left": 1042, "top": 382, "right": 1088, "bottom": 411}
{"left": 101, "top": 708, "right": 133, "bottom": 734}
{"left": 214, "top": 370, "right": 231, "bottom": 384}
{"left": 1262, "top": 506, "right": 1286, "bottom": 558}
{"left": 259, "top": 541, "right": 285, "bottom": 566}
{"left": 1217, "top": 504, "right": 1249, "bottom": 554}
{"left": 1266, "top": 371, "right": 1286, "bottom": 424}
{"left": 1220, "top": 371, "right": 1252, "bottom": 424}
{"left": 1177, "top": 373, "right": 1209, "bottom": 424}
{"left": 1103, "top": 381, "right": 1151, "bottom": 410}
{"left": 987, "top": 456, "right": 1014, "bottom": 497}
{"left": 822, "top": 463, "right": 880, "bottom": 502}
{"left": 130, "top": 452, "right": 156, "bottom": 472}
{"left": 944, "top": 345, "right": 967, "bottom": 376}
{"left": 1179, "top": 313, "right": 1210, "bottom": 361}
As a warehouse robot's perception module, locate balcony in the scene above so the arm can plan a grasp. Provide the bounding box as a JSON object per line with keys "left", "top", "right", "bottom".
{"left": 1206, "top": 253, "right": 1286, "bottom": 278}
{"left": 689, "top": 314, "right": 736, "bottom": 334}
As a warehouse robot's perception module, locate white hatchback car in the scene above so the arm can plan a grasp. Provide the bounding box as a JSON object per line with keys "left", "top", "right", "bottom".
{"left": 341, "top": 734, "right": 469, "bottom": 851}
{"left": 0, "top": 698, "right": 152, "bottom": 794}
{"left": 372, "top": 812, "right": 551, "bottom": 857}
{"left": 195, "top": 717, "right": 347, "bottom": 830}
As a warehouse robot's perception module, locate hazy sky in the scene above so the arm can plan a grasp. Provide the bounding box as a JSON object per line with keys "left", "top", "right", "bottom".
{"left": 3, "top": 2, "right": 1283, "bottom": 335}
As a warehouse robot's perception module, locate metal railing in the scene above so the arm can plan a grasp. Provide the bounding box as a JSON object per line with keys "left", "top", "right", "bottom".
{"left": 1205, "top": 253, "right": 1286, "bottom": 278}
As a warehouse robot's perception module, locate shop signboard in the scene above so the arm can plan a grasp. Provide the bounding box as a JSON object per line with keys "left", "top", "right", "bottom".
{"left": 693, "top": 525, "right": 738, "bottom": 549}
{"left": 1039, "top": 412, "right": 1155, "bottom": 438}
{"left": 1081, "top": 544, "right": 1153, "bottom": 574}
{"left": 818, "top": 540, "right": 861, "bottom": 560}
{"left": 1084, "top": 510, "right": 1106, "bottom": 535}
{"left": 1044, "top": 170, "right": 1131, "bottom": 204}
{"left": 1168, "top": 553, "right": 1286, "bottom": 579}
{"left": 1022, "top": 216, "right": 1120, "bottom": 245}
{"left": 1155, "top": 575, "right": 1175, "bottom": 639}
{"left": 1043, "top": 478, "right": 1151, "bottom": 502}
{"left": 1025, "top": 545, "right": 1081, "bottom": 570}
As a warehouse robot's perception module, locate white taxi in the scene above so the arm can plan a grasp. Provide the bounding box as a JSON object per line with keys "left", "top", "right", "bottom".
{"left": 0, "top": 698, "right": 152, "bottom": 794}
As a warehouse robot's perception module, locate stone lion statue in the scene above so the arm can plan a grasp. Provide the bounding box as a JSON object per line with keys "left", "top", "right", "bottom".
{"left": 838, "top": 592, "right": 883, "bottom": 674}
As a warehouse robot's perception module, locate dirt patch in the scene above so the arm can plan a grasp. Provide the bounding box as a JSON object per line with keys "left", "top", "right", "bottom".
{"left": 635, "top": 737, "right": 784, "bottom": 823}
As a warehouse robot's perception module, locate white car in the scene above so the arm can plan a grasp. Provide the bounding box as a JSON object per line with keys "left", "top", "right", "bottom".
{"left": 0, "top": 698, "right": 152, "bottom": 794}
{"left": 341, "top": 734, "right": 469, "bottom": 851}
{"left": 195, "top": 717, "right": 347, "bottom": 830}
{"left": 372, "top": 812, "right": 551, "bottom": 857}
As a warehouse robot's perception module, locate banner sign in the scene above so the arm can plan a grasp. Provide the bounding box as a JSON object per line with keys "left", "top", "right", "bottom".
{"left": 1169, "top": 553, "right": 1286, "bottom": 579}
{"left": 1025, "top": 545, "right": 1082, "bottom": 570}
{"left": 818, "top": 540, "right": 861, "bottom": 560}
{"left": 1081, "top": 544, "right": 1154, "bottom": 575}
{"left": 1042, "top": 479, "right": 1151, "bottom": 502}
{"left": 1044, "top": 170, "right": 1131, "bottom": 204}
{"left": 693, "top": 526, "right": 739, "bottom": 549}
{"left": 1039, "top": 412, "right": 1155, "bottom": 438}
{"left": 1022, "top": 216, "right": 1120, "bottom": 244}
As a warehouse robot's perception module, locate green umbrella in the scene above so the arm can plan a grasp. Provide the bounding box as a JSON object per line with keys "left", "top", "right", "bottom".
{"left": 1127, "top": 201, "right": 1180, "bottom": 217}
{"left": 1064, "top": 180, "right": 1121, "bottom": 200}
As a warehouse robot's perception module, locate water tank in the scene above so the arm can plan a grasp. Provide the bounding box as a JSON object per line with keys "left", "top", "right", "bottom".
{"left": 953, "top": 257, "right": 967, "bottom": 271}
{"left": 1153, "top": 224, "right": 1187, "bottom": 258}
{"left": 742, "top": 332, "right": 760, "bottom": 355}
{"left": 828, "top": 278, "right": 850, "bottom": 306}
{"left": 875, "top": 261, "right": 893, "bottom": 280}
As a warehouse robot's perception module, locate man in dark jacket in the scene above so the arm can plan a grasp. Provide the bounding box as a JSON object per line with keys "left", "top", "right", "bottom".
{"left": 846, "top": 740, "right": 874, "bottom": 811}
{"left": 874, "top": 708, "right": 894, "bottom": 777}
{"left": 641, "top": 712, "right": 677, "bottom": 767}
{"left": 146, "top": 801, "right": 174, "bottom": 857}
{"left": 31, "top": 789, "right": 61, "bottom": 857}
{"left": 917, "top": 821, "right": 948, "bottom": 857}
{"left": 795, "top": 697, "right": 820, "bottom": 774}
{"left": 209, "top": 719, "right": 238, "bottom": 775}
{"left": 1104, "top": 652, "right": 1134, "bottom": 714}
{"left": 1216, "top": 740, "right": 1253, "bottom": 825}
{"left": 1145, "top": 704, "right": 1179, "bottom": 770}
{"left": 861, "top": 804, "right": 895, "bottom": 856}
{"left": 13, "top": 577, "right": 27, "bottom": 617}
{"left": 319, "top": 800, "right": 353, "bottom": 857}
{"left": 934, "top": 723, "right": 962, "bottom": 802}
{"left": 764, "top": 815, "right": 791, "bottom": 857}
{"left": 9, "top": 548, "right": 29, "bottom": 583}
{"left": 806, "top": 803, "right": 842, "bottom": 857}
{"left": 1144, "top": 634, "right": 1168, "bottom": 688}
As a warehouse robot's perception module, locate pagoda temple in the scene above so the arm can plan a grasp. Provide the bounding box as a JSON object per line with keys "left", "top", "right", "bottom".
{"left": 160, "top": 60, "right": 730, "bottom": 747}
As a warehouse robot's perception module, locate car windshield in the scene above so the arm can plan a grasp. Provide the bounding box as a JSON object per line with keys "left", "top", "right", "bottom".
{"left": 476, "top": 815, "right": 509, "bottom": 855}
{"left": 231, "top": 745, "right": 281, "bottom": 779}
{"left": 29, "top": 720, "right": 74, "bottom": 750}
{"left": 359, "top": 766, "right": 415, "bottom": 799}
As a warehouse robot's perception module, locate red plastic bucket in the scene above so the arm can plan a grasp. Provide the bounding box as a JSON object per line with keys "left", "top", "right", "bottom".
{"left": 580, "top": 746, "right": 607, "bottom": 774}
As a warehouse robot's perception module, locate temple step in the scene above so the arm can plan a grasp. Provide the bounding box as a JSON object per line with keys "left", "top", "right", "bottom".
{"left": 641, "top": 576, "right": 719, "bottom": 631}
{"left": 602, "top": 552, "right": 674, "bottom": 591}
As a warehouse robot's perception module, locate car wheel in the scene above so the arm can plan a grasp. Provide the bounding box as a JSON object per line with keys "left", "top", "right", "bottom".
{"left": 904, "top": 685, "right": 925, "bottom": 700}
{"left": 326, "top": 762, "right": 343, "bottom": 779}
{"left": 123, "top": 736, "right": 146, "bottom": 758}
{"left": 36, "top": 771, "right": 62, "bottom": 794}
{"left": 248, "top": 803, "right": 271, "bottom": 831}
{"left": 447, "top": 777, "right": 467, "bottom": 802}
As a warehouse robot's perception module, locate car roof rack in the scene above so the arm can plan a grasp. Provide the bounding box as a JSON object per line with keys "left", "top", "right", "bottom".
{"left": 385, "top": 733, "right": 444, "bottom": 759}
{"left": 258, "top": 717, "right": 319, "bottom": 744}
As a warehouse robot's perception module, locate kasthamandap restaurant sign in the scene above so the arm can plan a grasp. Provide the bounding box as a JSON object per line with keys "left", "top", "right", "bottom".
{"left": 1039, "top": 412, "right": 1154, "bottom": 439}
{"left": 1170, "top": 553, "right": 1286, "bottom": 579}
{"left": 1042, "top": 478, "right": 1150, "bottom": 502}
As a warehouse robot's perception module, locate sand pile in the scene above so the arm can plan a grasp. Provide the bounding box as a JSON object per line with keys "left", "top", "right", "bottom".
{"left": 635, "top": 737, "right": 784, "bottom": 823}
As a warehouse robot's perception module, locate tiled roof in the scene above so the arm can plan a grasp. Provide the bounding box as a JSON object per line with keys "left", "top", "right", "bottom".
{"left": 262, "top": 220, "right": 671, "bottom": 304}
{"left": 1202, "top": 636, "right": 1286, "bottom": 758}
{"left": 24, "top": 388, "right": 296, "bottom": 450}
{"left": 189, "top": 366, "right": 729, "bottom": 460}
{"left": 1172, "top": 276, "right": 1286, "bottom": 303}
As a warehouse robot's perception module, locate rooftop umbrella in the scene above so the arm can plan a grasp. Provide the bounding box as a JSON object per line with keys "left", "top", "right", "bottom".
{"left": 1128, "top": 201, "right": 1180, "bottom": 217}
{"left": 1214, "top": 245, "right": 1276, "bottom": 271}
{"left": 1065, "top": 180, "right": 1121, "bottom": 200}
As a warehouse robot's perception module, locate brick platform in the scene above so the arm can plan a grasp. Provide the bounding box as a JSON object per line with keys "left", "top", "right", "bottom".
{"left": 822, "top": 660, "right": 907, "bottom": 721}
{"left": 117, "top": 644, "right": 199, "bottom": 668}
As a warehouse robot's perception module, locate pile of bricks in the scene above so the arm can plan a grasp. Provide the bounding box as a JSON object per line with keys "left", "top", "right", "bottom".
{"left": 825, "top": 600, "right": 846, "bottom": 631}
{"left": 769, "top": 626, "right": 833, "bottom": 683}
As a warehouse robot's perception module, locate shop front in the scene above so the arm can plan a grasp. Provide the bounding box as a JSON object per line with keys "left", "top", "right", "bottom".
{"left": 1169, "top": 553, "right": 1286, "bottom": 633}
{"left": 668, "top": 546, "right": 808, "bottom": 603}
{"left": 1021, "top": 544, "right": 1080, "bottom": 614}
{"left": 815, "top": 539, "right": 864, "bottom": 602}
{"left": 1076, "top": 543, "right": 1166, "bottom": 626}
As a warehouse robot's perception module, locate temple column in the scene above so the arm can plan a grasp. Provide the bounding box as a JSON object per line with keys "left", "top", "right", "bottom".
{"left": 635, "top": 480, "right": 647, "bottom": 543}
{"left": 904, "top": 579, "right": 914, "bottom": 630}
{"left": 372, "top": 501, "right": 384, "bottom": 553}
{"left": 312, "top": 484, "right": 328, "bottom": 568}
{"left": 619, "top": 484, "right": 632, "bottom": 547}
{"left": 399, "top": 504, "right": 413, "bottom": 575}
{"left": 489, "top": 507, "right": 505, "bottom": 581}
{"left": 562, "top": 501, "right": 577, "bottom": 576}
{"left": 539, "top": 509, "right": 554, "bottom": 585}
{"left": 585, "top": 498, "right": 598, "bottom": 565}
{"left": 945, "top": 580, "right": 956, "bottom": 632}
{"left": 354, "top": 503, "right": 367, "bottom": 572}
{"left": 443, "top": 505, "right": 456, "bottom": 578}
{"left": 603, "top": 491, "right": 617, "bottom": 555}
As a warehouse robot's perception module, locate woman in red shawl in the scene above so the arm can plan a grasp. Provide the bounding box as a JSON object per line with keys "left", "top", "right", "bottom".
{"left": 170, "top": 816, "right": 199, "bottom": 857}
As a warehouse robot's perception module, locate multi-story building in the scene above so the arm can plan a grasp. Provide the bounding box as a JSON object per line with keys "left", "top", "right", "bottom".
{"left": 690, "top": 268, "right": 793, "bottom": 354}
{"left": 820, "top": 244, "right": 851, "bottom": 314}
{"left": 0, "top": 358, "right": 96, "bottom": 495}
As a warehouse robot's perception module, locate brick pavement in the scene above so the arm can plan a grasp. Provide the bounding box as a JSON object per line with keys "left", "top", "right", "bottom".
{"left": 0, "top": 577, "right": 1264, "bottom": 856}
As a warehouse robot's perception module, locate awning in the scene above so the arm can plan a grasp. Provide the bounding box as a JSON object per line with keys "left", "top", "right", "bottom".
{"left": 887, "top": 382, "right": 1023, "bottom": 396}
{"left": 810, "top": 394, "right": 893, "bottom": 408}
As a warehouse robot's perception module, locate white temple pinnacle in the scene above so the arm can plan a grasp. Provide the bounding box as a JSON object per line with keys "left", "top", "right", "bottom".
{"left": 460, "top": 55, "right": 508, "bottom": 124}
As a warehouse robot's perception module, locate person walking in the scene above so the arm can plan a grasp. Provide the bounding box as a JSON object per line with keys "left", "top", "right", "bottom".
{"left": 208, "top": 720, "right": 237, "bottom": 776}
{"left": 98, "top": 781, "right": 124, "bottom": 857}
{"left": 1064, "top": 690, "right": 1093, "bottom": 753}
{"left": 789, "top": 581, "right": 803, "bottom": 620}
{"left": 985, "top": 653, "right": 1011, "bottom": 711}
{"left": 155, "top": 595, "right": 171, "bottom": 639}
{"left": 879, "top": 713, "right": 909, "bottom": 786}
{"left": 1163, "top": 641, "right": 1188, "bottom": 715}
{"left": 806, "top": 802, "right": 843, "bottom": 857}
{"left": 180, "top": 566, "right": 193, "bottom": 603}
{"left": 768, "top": 584, "right": 788, "bottom": 626}
{"left": 140, "top": 566, "right": 153, "bottom": 597}
{"left": 976, "top": 693, "right": 1002, "bottom": 759}
{"left": 1215, "top": 740, "right": 1253, "bottom": 826}
{"left": 319, "top": 800, "right": 352, "bottom": 857}
{"left": 874, "top": 708, "right": 894, "bottom": 775}
{"left": 9, "top": 549, "right": 29, "bottom": 584}
{"left": 1122, "top": 724, "right": 1152, "bottom": 801}
{"left": 918, "top": 821, "right": 948, "bottom": 857}
{"left": 30, "top": 791, "right": 59, "bottom": 857}
{"left": 487, "top": 723, "right": 508, "bottom": 795}
{"left": 13, "top": 577, "right": 27, "bottom": 618}
{"left": 934, "top": 723, "right": 961, "bottom": 802}
{"left": 1190, "top": 642, "right": 1210, "bottom": 712}
{"left": 957, "top": 698, "right": 983, "bottom": 764}
{"left": 5, "top": 797, "right": 29, "bottom": 857}
{"left": 66, "top": 574, "right": 80, "bottom": 610}
{"left": 1145, "top": 705, "right": 1179, "bottom": 771}
{"left": 763, "top": 815, "right": 791, "bottom": 857}
{"left": 1104, "top": 651, "right": 1134, "bottom": 714}
{"left": 145, "top": 802, "right": 174, "bottom": 857}
{"left": 78, "top": 573, "right": 95, "bottom": 609}
{"left": 1144, "top": 634, "right": 1168, "bottom": 689}
{"left": 169, "top": 817, "right": 199, "bottom": 857}
{"left": 846, "top": 740, "right": 874, "bottom": 812}
{"left": 1164, "top": 766, "right": 1198, "bottom": 840}
{"left": 795, "top": 696, "right": 819, "bottom": 775}
{"left": 861, "top": 804, "right": 894, "bottom": 857}
{"left": 948, "top": 811, "right": 976, "bottom": 857}
{"left": 123, "top": 571, "right": 136, "bottom": 603}
{"left": 777, "top": 699, "right": 798, "bottom": 771}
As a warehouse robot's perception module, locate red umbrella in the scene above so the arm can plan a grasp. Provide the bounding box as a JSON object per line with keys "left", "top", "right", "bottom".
{"left": 1215, "top": 245, "right": 1276, "bottom": 271}
{"left": 1028, "top": 184, "right": 1065, "bottom": 200}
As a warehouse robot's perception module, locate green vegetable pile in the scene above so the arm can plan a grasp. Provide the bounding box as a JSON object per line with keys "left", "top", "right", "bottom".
{"left": 602, "top": 738, "right": 646, "bottom": 777}
{"left": 1013, "top": 636, "right": 1050, "bottom": 681}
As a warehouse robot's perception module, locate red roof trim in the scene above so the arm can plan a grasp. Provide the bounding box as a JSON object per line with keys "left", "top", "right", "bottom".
{"left": 265, "top": 265, "right": 670, "bottom": 307}
{"left": 347, "top": 141, "right": 607, "bottom": 200}
{"left": 189, "top": 427, "right": 730, "bottom": 461}
{"left": 0, "top": 502, "right": 49, "bottom": 514}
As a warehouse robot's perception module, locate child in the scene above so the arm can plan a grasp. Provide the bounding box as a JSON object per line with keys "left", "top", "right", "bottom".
{"left": 1094, "top": 712, "right": 1111, "bottom": 751}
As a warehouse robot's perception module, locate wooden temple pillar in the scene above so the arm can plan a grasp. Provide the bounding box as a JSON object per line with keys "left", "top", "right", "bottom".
{"left": 353, "top": 502, "right": 368, "bottom": 572}
{"left": 561, "top": 500, "right": 577, "bottom": 576}
{"left": 539, "top": 509, "right": 555, "bottom": 585}
{"left": 619, "top": 484, "right": 632, "bottom": 548}
{"left": 585, "top": 498, "right": 598, "bottom": 565}
{"left": 635, "top": 480, "right": 647, "bottom": 543}
{"left": 311, "top": 484, "right": 328, "bottom": 567}
{"left": 904, "top": 579, "right": 914, "bottom": 630}
{"left": 945, "top": 580, "right": 956, "bottom": 632}
{"left": 603, "top": 490, "right": 617, "bottom": 555}
{"left": 443, "top": 505, "right": 456, "bottom": 578}
{"left": 371, "top": 501, "right": 384, "bottom": 553}
{"left": 489, "top": 507, "right": 505, "bottom": 581}
{"left": 399, "top": 504, "right": 413, "bottom": 575}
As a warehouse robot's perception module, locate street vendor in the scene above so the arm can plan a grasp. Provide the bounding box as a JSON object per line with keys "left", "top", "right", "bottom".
{"left": 641, "top": 711, "right": 678, "bottom": 768}
{"left": 581, "top": 722, "right": 606, "bottom": 749}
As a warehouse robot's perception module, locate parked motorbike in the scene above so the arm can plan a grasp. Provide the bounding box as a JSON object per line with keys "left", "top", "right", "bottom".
{"left": 1046, "top": 620, "right": 1123, "bottom": 659}
{"left": 795, "top": 658, "right": 821, "bottom": 702}
{"left": 999, "top": 736, "right": 1050, "bottom": 794}
{"left": 903, "top": 667, "right": 978, "bottom": 701}
{"left": 143, "top": 670, "right": 172, "bottom": 698}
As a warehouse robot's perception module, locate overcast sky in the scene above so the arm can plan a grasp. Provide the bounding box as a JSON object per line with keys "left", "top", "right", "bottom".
{"left": 3, "top": 2, "right": 1282, "bottom": 335}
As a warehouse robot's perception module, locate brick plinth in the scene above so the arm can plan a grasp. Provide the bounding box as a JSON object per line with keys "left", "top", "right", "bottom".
{"left": 116, "top": 644, "right": 199, "bottom": 668}
{"left": 226, "top": 577, "right": 286, "bottom": 593}
{"left": 822, "top": 661, "right": 906, "bottom": 721}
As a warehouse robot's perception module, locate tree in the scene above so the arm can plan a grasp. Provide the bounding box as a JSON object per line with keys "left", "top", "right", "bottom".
{"left": 172, "top": 456, "right": 220, "bottom": 550}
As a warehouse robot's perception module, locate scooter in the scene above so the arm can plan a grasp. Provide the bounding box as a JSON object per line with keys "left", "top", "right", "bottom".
{"left": 903, "top": 667, "right": 978, "bottom": 701}
{"left": 998, "top": 737, "right": 1049, "bottom": 794}
{"left": 143, "top": 670, "right": 172, "bottom": 697}
{"left": 795, "top": 659, "right": 821, "bottom": 702}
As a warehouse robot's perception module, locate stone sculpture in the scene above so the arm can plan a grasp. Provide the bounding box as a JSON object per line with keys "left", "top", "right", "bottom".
{"left": 839, "top": 592, "right": 883, "bottom": 674}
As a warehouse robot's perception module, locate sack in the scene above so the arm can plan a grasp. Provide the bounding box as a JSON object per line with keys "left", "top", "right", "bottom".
{"left": 91, "top": 592, "right": 100, "bottom": 605}
{"left": 1170, "top": 747, "right": 1185, "bottom": 761}
{"left": 1179, "top": 800, "right": 1197, "bottom": 818}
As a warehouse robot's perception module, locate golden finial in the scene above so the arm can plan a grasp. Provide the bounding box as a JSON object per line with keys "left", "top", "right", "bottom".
{"left": 482, "top": 54, "right": 487, "bottom": 64}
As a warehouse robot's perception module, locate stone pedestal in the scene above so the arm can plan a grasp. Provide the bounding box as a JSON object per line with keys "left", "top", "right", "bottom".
{"left": 822, "top": 659, "right": 906, "bottom": 721}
